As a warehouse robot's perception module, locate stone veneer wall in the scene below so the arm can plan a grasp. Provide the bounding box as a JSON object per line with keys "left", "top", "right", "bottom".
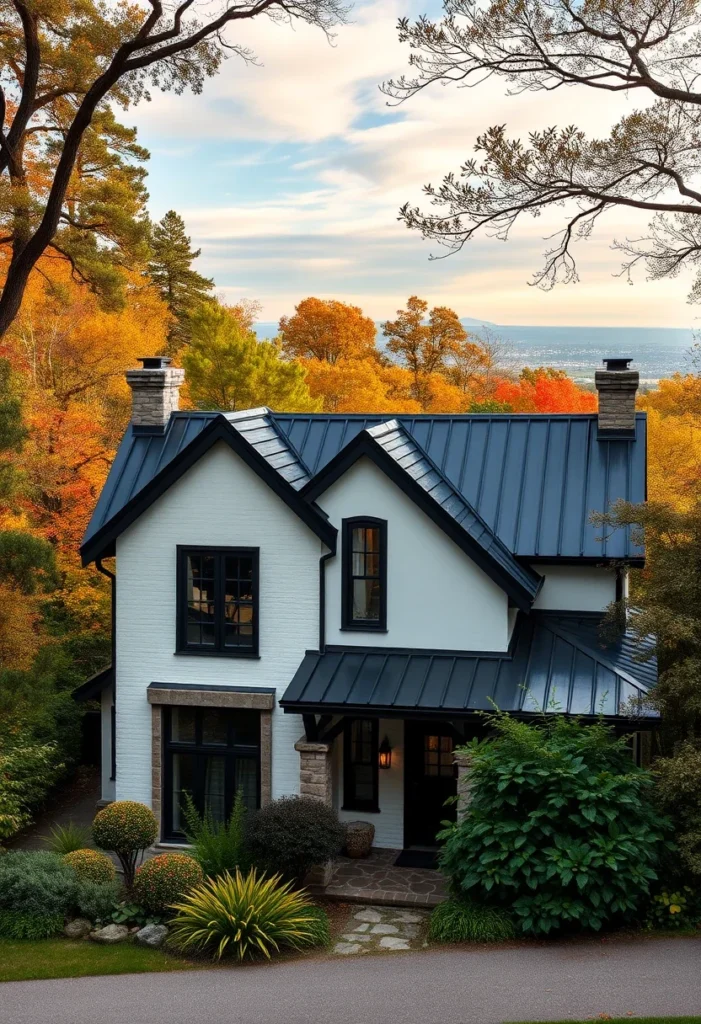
{"left": 294, "top": 740, "right": 333, "bottom": 804}
{"left": 148, "top": 688, "right": 273, "bottom": 838}
{"left": 454, "top": 750, "right": 473, "bottom": 822}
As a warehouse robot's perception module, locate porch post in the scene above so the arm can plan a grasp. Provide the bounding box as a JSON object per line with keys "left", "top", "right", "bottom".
{"left": 295, "top": 739, "right": 333, "bottom": 805}
{"left": 454, "top": 751, "right": 474, "bottom": 822}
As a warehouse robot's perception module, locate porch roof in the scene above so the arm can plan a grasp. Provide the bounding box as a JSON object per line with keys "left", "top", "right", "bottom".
{"left": 279, "top": 613, "right": 657, "bottom": 721}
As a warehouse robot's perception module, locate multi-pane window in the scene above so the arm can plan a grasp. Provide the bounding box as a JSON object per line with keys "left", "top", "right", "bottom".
{"left": 342, "top": 518, "right": 387, "bottom": 630}
{"left": 163, "top": 706, "right": 260, "bottom": 839}
{"left": 424, "top": 734, "right": 454, "bottom": 778}
{"left": 343, "top": 718, "right": 379, "bottom": 811}
{"left": 177, "top": 547, "right": 258, "bottom": 655}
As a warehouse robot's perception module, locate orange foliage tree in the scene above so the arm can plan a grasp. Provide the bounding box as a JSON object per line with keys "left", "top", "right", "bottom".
{"left": 279, "top": 298, "right": 378, "bottom": 364}
{"left": 493, "top": 368, "right": 597, "bottom": 414}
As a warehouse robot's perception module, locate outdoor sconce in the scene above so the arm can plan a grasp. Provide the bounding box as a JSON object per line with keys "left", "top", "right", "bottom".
{"left": 378, "top": 736, "right": 392, "bottom": 770}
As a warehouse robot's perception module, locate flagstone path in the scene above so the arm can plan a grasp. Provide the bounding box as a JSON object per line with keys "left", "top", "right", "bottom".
{"left": 332, "top": 905, "right": 430, "bottom": 955}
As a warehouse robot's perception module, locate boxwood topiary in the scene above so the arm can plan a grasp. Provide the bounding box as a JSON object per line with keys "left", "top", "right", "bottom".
{"left": 92, "top": 801, "right": 158, "bottom": 888}
{"left": 64, "top": 849, "right": 116, "bottom": 884}
{"left": 133, "top": 853, "right": 204, "bottom": 914}
{"left": 246, "top": 797, "right": 345, "bottom": 884}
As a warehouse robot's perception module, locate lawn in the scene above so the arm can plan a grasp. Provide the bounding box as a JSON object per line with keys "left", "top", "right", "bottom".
{"left": 512, "top": 1019, "right": 701, "bottom": 1023}
{"left": 0, "top": 938, "right": 197, "bottom": 983}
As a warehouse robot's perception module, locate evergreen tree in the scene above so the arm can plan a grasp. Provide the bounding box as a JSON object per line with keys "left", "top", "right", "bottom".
{"left": 149, "top": 212, "right": 213, "bottom": 352}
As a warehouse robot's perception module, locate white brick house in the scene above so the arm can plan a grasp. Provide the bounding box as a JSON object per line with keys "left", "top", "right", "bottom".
{"left": 77, "top": 357, "right": 656, "bottom": 851}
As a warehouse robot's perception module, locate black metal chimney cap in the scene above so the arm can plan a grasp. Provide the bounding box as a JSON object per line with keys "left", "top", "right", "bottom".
{"left": 137, "top": 356, "right": 172, "bottom": 369}
{"left": 603, "top": 357, "right": 633, "bottom": 371}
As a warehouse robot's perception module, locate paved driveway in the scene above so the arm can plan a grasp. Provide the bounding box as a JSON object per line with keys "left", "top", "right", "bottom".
{"left": 2, "top": 937, "right": 700, "bottom": 1024}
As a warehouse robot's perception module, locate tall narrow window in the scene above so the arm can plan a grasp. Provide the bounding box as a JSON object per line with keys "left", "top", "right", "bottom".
{"left": 343, "top": 718, "right": 379, "bottom": 812}
{"left": 342, "top": 517, "right": 387, "bottom": 630}
{"left": 177, "top": 547, "right": 259, "bottom": 656}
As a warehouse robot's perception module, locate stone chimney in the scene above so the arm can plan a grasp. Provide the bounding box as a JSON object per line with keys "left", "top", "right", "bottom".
{"left": 595, "top": 357, "right": 639, "bottom": 438}
{"left": 126, "top": 357, "right": 184, "bottom": 430}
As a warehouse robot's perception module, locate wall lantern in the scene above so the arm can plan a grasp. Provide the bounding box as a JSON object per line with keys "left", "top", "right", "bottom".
{"left": 378, "top": 736, "right": 392, "bottom": 770}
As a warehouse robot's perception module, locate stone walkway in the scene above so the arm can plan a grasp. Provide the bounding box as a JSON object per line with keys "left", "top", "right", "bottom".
{"left": 332, "top": 905, "right": 430, "bottom": 955}
{"left": 323, "top": 848, "right": 447, "bottom": 907}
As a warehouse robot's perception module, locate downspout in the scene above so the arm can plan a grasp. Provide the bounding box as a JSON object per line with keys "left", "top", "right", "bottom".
{"left": 319, "top": 549, "right": 334, "bottom": 652}
{"left": 96, "top": 558, "right": 116, "bottom": 780}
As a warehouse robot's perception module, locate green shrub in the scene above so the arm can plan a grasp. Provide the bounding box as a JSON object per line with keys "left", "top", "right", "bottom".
{"left": 0, "top": 851, "right": 76, "bottom": 918}
{"left": 168, "top": 868, "right": 326, "bottom": 961}
{"left": 45, "top": 822, "right": 92, "bottom": 855}
{"left": 0, "top": 742, "right": 62, "bottom": 841}
{"left": 75, "top": 879, "right": 122, "bottom": 923}
{"left": 246, "top": 797, "right": 345, "bottom": 884}
{"left": 647, "top": 887, "right": 701, "bottom": 931}
{"left": 438, "top": 712, "right": 671, "bottom": 936}
{"left": 183, "top": 790, "right": 250, "bottom": 878}
{"left": 64, "top": 849, "right": 115, "bottom": 883}
{"left": 133, "top": 853, "right": 203, "bottom": 915}
{"left": 655, "top": 742, "right": 701, "bottom": 878}
{"left": 300, "top": 904, "right": 331, "bottom": 947}
{"left": 0, "top": 909, "right": 64, "bottom": 940}
{"left": 92, "top": 801, "right": 158, "bottom": 888}
{"left": 429, "top": 898, "right": 515, "bottom": 944}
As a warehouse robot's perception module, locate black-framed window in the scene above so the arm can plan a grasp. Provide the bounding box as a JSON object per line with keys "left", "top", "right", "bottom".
{"left": 341, "top": 518, "right": 387, "bottom": 630}
{"left": 162, "top": 706, "right": 260, "bottom": 840}
{"left": 177, "top": 546, "right": 259, "bottom": 656}
{"left": 343, "top": 718, "right": 379, "bottom": 812}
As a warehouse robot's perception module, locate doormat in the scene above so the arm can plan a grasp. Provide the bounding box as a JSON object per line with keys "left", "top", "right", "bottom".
{"left": 393, "top": 849, "right": 438, "bottom": 870}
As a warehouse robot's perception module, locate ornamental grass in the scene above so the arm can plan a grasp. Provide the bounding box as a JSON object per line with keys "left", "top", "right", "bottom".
{"left": 168, "top": 868, "right": 329, "bottom": 961}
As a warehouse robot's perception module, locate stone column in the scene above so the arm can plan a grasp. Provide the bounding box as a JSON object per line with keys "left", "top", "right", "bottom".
{"left": 454, "top": 751, "right": 474, "bottom": 822}
{"left": 294, "top": 739, "right": 333, "bottom": 805}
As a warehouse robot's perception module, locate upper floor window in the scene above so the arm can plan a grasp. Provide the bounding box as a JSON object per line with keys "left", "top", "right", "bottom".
{"left": 177, "top": 547, "right": 259, "bottom": 656}
{"left": 341, "top": 517, "right": 387, "bottom": 631}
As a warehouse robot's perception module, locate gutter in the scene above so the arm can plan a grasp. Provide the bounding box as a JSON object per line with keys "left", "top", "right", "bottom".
{"left": 96, "top": 558, "right": 116, "bottom": 781}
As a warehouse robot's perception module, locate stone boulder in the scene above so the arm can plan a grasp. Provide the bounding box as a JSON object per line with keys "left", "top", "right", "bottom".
{"left": 64, "top": 918, "right": 93, "bottom": 940}
{"left": 135, "top": 924, "right": 169, "bottom": 949}
{"left": 90, "top": 923, "right": 130, "bottom": 945}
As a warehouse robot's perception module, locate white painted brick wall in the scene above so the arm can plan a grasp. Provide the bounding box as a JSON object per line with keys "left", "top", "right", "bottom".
{"left": 115, "top": 441, "right": 320, "bottom": 810}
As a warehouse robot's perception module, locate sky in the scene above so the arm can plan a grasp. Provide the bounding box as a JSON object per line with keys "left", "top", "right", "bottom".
{"left": 131, "top": 0, "right": 699, "bottom": 329}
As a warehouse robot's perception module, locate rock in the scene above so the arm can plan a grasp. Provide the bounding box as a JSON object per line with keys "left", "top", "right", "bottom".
{"left": 90, "top": 924, "right": 130, "bottom": 945}
{"left": 390, "top": 912, "right": 424, "bottom": 924}
{"left": 370, "top": 923, "right": 399, "bottom": 935}
{"left": 353, "top": 923, "right": 370, "bottom": 933}
{"left": 129, "top": 926, "right": 141, "bottom": 934}
{"left": 64, "top": 918, "right": 93, "bottom": 940}
{"left": 379, "top": 936, "right": 410, "bottom": 950}
{"left": 333, "top": 942, "right": 365, "bottom": 955}
{"left": 135, "top": 924, "right": 169, "bottom": 949}
{"left": 353, "top": 908, "right": 382, "bottom": 923}
{"left": 341, "top": 933, "right": 372, "bottom": 943}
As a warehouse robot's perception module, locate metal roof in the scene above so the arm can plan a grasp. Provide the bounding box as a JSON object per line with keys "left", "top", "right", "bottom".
{"left": 277, "top": 413, "right": 647, "bottom": 561}
{"left": 280, "top": 613, "right": 656, "bottom": 720}
{"left": 82, "top": 409, "right": 646, "bottom": 565}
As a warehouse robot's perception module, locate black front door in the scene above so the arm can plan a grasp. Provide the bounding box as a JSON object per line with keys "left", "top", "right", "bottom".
{"left": 404, "top": 721, "right": 457, "bottom": 848}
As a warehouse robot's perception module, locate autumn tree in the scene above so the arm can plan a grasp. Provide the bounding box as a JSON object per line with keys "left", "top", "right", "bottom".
{"left": 383, "top": 1, "right": 701, "bottom": 297}
{"left": 149, "top": 211, "right": 213, "bottom": 352}
{"left": 0, "top": 0, "right": 348, "bottom": 338}
{"left": 279, "top": 297, "right": 379, "bottom": 364}
{"left": 183, "top": 300, "right": 320, "bottom": 413}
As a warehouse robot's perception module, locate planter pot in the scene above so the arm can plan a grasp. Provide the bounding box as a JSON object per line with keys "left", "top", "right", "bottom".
{"left": 345, "top": 820, "right": 375, "bottom": 858}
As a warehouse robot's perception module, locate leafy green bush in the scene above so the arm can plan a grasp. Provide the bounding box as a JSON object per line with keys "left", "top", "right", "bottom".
{"left": 168, "top": 868, "right": 327, "bottom": 961}
{"left": 0, "top": 742, "right": 62, "bottom": 841}
{"left": 300, "top": 904, "right": 331, "bottom": 947}
{"left": 647, "top": 887, "right": 701, "bottom": 932}
{"left": 246, "top": 797, "right": 345, "bottom": 884}
{"left": 655, "top": 742, "right": 701, "bottom": 878}
{"left": 45, "top": 822, "right": 92, "bottom": 855}
{"left": 429, "top": 898, "right": 515, "bottom": 944}
{"left": 0, "top": 851, "right": 76, "bottom": 918}
{"left": 0, "top": 909, "right": 64, "bottom": 940}
{"left": 439, "top": 713, "right": 670, "bottom": 936}
{"left": 74, "top": 878, "right": 122, "bottom": 923}
{"left": 92, "top": 801, "right": 158, "bottom": 888}
{"left": 133, "top": 853, "right": 203, "bottom": 914}
{"left": 64, "top": 849, "right": 115, "bottom": 883}
{"left": 183, "top": 790, "right": 250, "bottom": 878}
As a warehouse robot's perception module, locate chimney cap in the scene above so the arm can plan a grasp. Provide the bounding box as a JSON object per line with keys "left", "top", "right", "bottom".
{"left": 602, "top": 357, "right": 633, "bottom": 372}
{"left": 137, "top": 356, "right": 172, "bottom": 369}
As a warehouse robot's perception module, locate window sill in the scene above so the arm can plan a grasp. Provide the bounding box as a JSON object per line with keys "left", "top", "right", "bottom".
{"left": 174, "top": 648, "right": 261, "bottom": 659}
{"left": 342, "top": 805, "right": 380, "bottom": 814}
{"left": 340, "top": 626, "right": 388, "bottom": 634}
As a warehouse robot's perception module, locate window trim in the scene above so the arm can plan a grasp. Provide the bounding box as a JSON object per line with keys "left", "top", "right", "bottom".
{"left": 342, "top": 717, "right": 380, "bottom": 813}
{"left": 176, "top": 545, "right": 260, "bottom": 657}
{"left": 341, "top": 517, "right": 387, "bottom": 631}
{"left": 162, "top": 706, "right": 261, "bottom": 841}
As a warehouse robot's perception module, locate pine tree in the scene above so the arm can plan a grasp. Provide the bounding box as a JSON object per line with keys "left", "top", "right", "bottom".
{"left": 149, "top": 212, "right": 213, "bottom": 352}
